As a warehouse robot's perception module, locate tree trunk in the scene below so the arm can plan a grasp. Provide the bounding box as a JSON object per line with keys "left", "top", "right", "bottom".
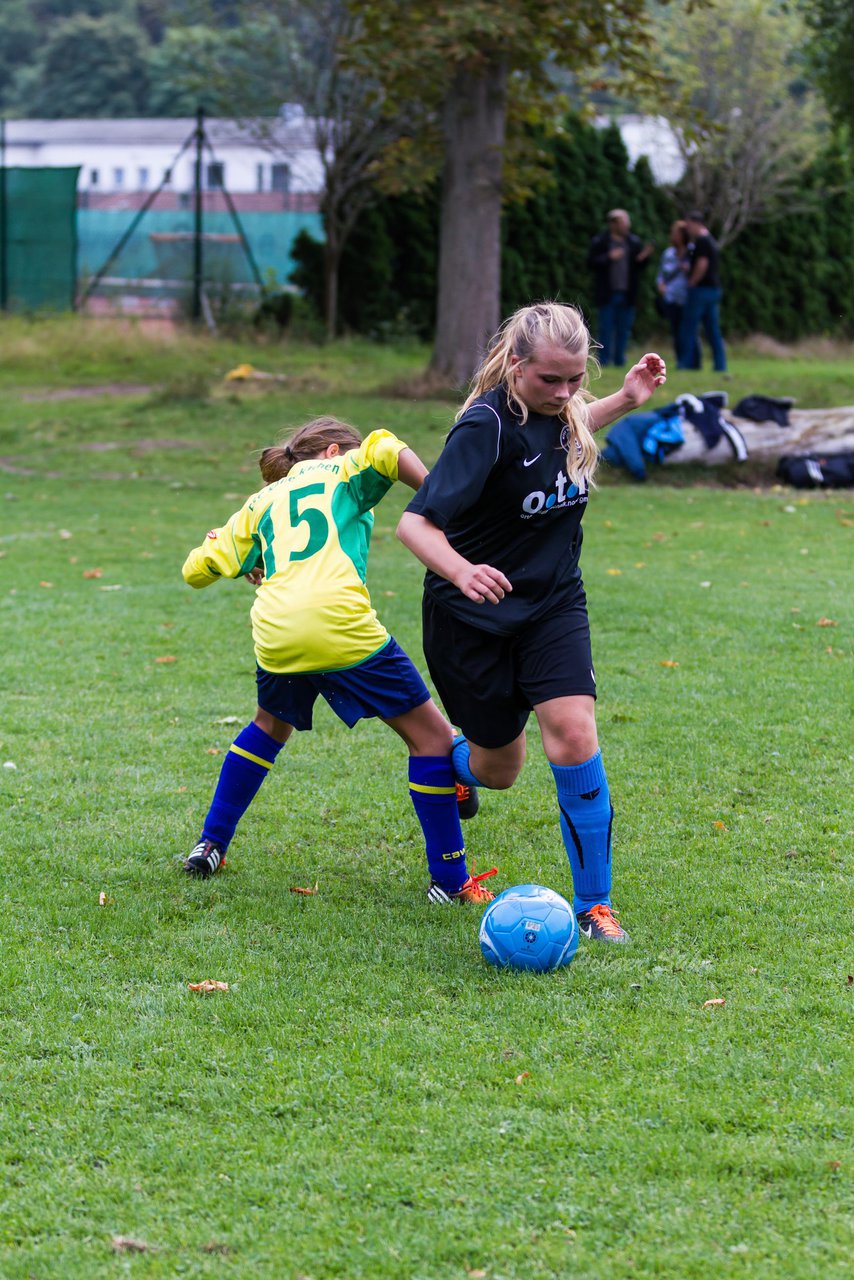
{"left": 662, "top": 406, "right": 854, "bottom": 466}
{"left": 430, "top": 60, "right": 508, "bottom": 386}
{"left": 323, "top": 232, "right": 340, "bottom": 341}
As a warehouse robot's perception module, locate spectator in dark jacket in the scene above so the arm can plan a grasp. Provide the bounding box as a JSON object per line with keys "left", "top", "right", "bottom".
{"left": 587, "top": 209, "right": 653, "bottom": 366}
{"left": 678, "top": 211, "right": 727, "bottom": 372}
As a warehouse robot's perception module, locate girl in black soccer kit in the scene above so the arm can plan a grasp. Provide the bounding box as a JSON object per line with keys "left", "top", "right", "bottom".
{"left": 397, "top": 302, "right": 666, "bottom": 940}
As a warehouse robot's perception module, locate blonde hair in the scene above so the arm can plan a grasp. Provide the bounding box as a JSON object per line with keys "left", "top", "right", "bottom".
{"left": 259, "top": 415, "right": 362, "bottom": 483}
{"left": 459, "top": 302, "right": 599, "bottom": 486}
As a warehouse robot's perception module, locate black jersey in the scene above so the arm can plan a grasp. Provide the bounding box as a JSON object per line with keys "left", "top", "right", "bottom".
{"left": 406, "top": 388, "right": 589, "bottom": 635}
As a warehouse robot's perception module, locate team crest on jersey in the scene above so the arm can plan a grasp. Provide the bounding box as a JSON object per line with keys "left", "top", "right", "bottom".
{"left": 206, "top": 529, "right": 218, "bottom": 540}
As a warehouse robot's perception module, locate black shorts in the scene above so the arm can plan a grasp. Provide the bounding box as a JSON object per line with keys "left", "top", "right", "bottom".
{"left": 422, "top": 592, "right": 596, "bottom": 750}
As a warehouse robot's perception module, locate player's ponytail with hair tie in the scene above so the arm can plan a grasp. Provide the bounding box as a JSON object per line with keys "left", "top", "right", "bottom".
{"left": 258, "top": 445, "right": 291, "bottom": 483}
{"left": 258, "top": 416, "right": 361, "bottom": 485}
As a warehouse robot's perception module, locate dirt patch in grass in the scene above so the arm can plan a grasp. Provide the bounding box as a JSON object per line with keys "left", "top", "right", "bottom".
{"left": 79, "top": 438, "right": 198, "bottom": 454}
{"left": 20, "top": 383, "right": 154, "bottom": 402}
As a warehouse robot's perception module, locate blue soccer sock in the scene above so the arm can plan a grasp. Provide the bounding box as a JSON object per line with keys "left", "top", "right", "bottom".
{"left": 451, "top": 734, "right": 485, "bottom": 788}
{"left": 201, "top": 722, "right": 284, "bottom": 851}
{"left": 551, "top": 751, "right": 614, "bottom": 913}
{"left": 409, "top": 755, "right": 468, "bottom": 893}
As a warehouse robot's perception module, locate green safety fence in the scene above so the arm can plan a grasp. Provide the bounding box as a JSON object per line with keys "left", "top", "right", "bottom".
{"left": 79, "top": 209, "right": 323, "bottom": 294}
{"left": 1, "top": 167, "right": 79, "bottom": 311}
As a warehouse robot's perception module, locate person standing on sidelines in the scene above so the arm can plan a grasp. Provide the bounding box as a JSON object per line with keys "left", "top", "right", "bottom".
{"left": 678, "top": 210, "right": 727, "bottom": 372}
{"left": 655, "top": 219, "right": 693, "bottom": 363}
{"left": 397, "top": 303, "right": 666, "bottom": 942}
{"left": 180, "top": 416, "right": 495, "bottom": 904}
{"left": 587, "top": 209, "right": 654, "bottom": 366}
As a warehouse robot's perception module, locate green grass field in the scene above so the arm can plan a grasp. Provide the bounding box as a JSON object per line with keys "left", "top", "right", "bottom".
{"left": 0, "top": 318, "right": 852, "bottom": 1278}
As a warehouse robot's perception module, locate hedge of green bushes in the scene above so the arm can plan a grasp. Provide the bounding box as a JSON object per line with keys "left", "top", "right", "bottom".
{"left": 291, "top": 117, "right": 854, "bottom": 342}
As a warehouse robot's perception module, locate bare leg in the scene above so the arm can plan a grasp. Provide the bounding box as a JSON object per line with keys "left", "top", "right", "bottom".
{"left": 254, "top": 706, "right": 294, "bottom": 745}
{"left": 464, "top": 730, "right": 527, "bottom": 790}
{"left": 383, "top": 698, "right": 454, "bottom": 756}
{"left": 533, "top": 695, "right": 598, "bottom": 765}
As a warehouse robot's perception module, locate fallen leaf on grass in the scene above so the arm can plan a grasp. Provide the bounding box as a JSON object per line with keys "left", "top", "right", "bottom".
{"left": 39, "top": 580, "right": 54, "bottom": 588}
{"left": 606, "top": 568, "right": 622, "bottom": 576}
{"left": 202, "top": 1241, "right": 232, "bottom": 1255}
{"left": 467, "top": 1271, "right": 488, "bottom": 1279}
{"left": 713, "top": 820, "right": 729, "bottom": 832}
{"left": 214, "top": 715, "right": 241, "bottom": 724}
{"left": 515, "top": 1072, "right": 531, "bottom": 1084}
{"left": 155, "top": 655, "right": 177, "bottom": 664}
{"left": 98, "top": 892, "right": 115, "bottom": 907}
{"left": 83, "top": 568, "right": 103, "bottom": 579}
{"left": 188, "top": 980, "right": 229, "bottom": 994}
{"left": 827, "top": 1160, "right": 842, "bottom": 1171}
{"left": 660, "top": 659, "right": 679, "bottom": 668}
{"left": 703, "top": 998, "right": 726, "bottom": 1008}
{"left": 206, "top": 747, "right": 222, "bottom": 755}
{"left": 816, "top": 617, "right": 837, "bottom": 627}
{"left": 111, "top": 1236, "right": 151, "bottom": 1253}
{"left": 847, "top": 975, "right": 853, "bottom": 986}
{"left": 290, "top": 883, "right": 319, "bottom": 896}
{"left": 59, "top": 529, "right": 72, "bottom": 540}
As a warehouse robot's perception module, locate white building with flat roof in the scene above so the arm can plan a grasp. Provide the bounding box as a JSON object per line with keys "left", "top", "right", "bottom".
{"left": 3, "top": 116, "right": 325, "bottom": 196}
{"left": 594, "top": 114, "right": 686, "bottom": 186}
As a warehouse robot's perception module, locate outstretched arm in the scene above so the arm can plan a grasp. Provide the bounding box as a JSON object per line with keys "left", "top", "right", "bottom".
{"left": 397, "top": 511, "right": 512, "bottom": 605}
{"left": 587, "top": 353, "right": 667, "bottom": 433}
{"left": 396, "top": 447, "right": 429, "bottom": 491}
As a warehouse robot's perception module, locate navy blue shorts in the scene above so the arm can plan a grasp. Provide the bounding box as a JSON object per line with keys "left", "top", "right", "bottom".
{"left": 256, "top": 637, "right": 431, "bottom": 731}
{"left": 422, "top": 593, "right": 596, "bottom": 749}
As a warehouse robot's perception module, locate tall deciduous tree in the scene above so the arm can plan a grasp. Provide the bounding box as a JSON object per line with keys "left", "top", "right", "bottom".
{"left": 12, "top": 12, "right": 151, "bottom": 117}
{"left": 350, "top": 1, "right": 658, "bottom": 383}
{"left": 644, "top": 0, "right": 825, "bottom": 246}
{"left": 155, "top": 0, "right": 401, "bottom": 339}
{"left": 802, "top": 0, "right": 854, "bottom": 131}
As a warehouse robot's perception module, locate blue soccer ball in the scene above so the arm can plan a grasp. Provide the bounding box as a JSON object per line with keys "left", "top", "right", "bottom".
{"left": 479, "top": 884, "right": 579, "bottom": 972}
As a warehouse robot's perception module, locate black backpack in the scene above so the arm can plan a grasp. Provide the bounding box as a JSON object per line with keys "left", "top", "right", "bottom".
{"left": 776, "top": 452, "right": 854, "bottom": 489}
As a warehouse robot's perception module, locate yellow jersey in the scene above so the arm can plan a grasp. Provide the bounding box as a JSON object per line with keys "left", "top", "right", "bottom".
{"left": 182, "top": 429, "right": 407, "bottom": 673}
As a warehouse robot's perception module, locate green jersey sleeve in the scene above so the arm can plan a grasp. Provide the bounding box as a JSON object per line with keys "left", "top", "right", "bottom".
{"left": 338, "top": 429, "right": 407, "bottom": 515}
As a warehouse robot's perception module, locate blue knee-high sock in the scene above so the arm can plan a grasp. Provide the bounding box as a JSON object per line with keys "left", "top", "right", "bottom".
{"left": 551, "top": 751, "right": 614, "bottom": 913}
{"left": 201, "top": 722, "right": 284, "bottom": 850}
{"left": 409, "top": 756, "right": 468, "bottom": 892}
{"left": 451, "top": 734, "right": 485, "bottom": 788}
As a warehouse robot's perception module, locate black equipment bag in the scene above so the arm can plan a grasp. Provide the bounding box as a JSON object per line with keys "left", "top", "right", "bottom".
{"left": 776, "top": 452, "right": 854, "bottom": 489}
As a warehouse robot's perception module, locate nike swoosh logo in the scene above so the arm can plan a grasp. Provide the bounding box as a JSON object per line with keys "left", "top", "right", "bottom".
{"left": 523, "top": 454, "right": 542, "bottom": 467}
{"left": 580, "top": 925, "right": 593, "bottom": 938}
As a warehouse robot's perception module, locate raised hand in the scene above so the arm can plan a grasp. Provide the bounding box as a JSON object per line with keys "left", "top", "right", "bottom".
{"left": 623, "top": 353, "right": 667, "bottom": 407}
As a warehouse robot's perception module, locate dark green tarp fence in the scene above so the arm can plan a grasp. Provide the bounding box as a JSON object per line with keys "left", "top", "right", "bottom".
{"left": 1, "top": 167, "right": 79, "bottom": 311}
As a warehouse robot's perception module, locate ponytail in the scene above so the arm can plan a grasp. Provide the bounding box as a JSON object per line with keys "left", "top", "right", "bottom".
{"left": 259, "top": 416, "right": 362, "bottom": 483}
